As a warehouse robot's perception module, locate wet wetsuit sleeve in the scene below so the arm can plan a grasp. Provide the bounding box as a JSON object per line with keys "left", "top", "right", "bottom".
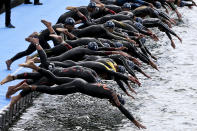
{"left": 115, "top": 79, "right": 128, "bottom": 94}
{"left": 86, "top": 49, "right": 114, "bottom": 56}
{"left": 121, "top": 58, "right": 136, "bottom": 77}
{"left": 121, "top": 29, "right": 136, "bottom": 36}
{"left": 105, "top": 30, "right": 127, "bottom": 41}
{"left": 160, "top": 22, "right": 177, "bottom": 37}
{"left": 158, "top": 11, "right": 171, "bottom": 21}
{"left": 112, "top": 20, "right": 138, "bottom": 33}
{"left": 107, "top": 70, "right": 129, "bottom": 81}
{"left": 133, "top": 64, "right": 143, "bottom": 73}
{"left": 117, "top": 104, "right": 135, "bottom": 121}
{"left": 166, "top": 31, "right": 172, "bottom": 41}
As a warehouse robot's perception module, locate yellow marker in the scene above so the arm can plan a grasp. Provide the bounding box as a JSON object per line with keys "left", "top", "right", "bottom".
{"left": 98, "top": 60, "right": 117, "bottom": 72}
{"left": 66, "top": 6, "right": 77, "bottom": 10}
{"left": 98, "top": 62, "right": 115, "bottom": 72}
{"left": 106, "top": 61, "right": 117, "bottom": 72}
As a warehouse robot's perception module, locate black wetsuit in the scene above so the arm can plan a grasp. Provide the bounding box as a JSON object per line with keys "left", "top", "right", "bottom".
{"left": 111, "top": 20, "right": 138, "bottom": 33}
{"left": 83, "top": 54, "right": 146, "bottom": 78}
{"left": 105, "top": 4, "right": 122, "bottom": 13}
{"left": 133, "top": 6, "right": 171, "bottom": 22}
{"left": 133, "top": 6, "right": 160, "bottom": 18}
{"left": 71, "top": 25, "right": 127, "bottom": 40}
{"left": 93, "top": 14, "right": 150, "bottom": 36}
{"left": 94, "top": 14, "right": 132, "bottom": 24}
{"left": 9, "top": 24, "right": 65, "bottom": 63}
{"left": 142, "top": 18, "right": 178, "bottom": 40}
{"left": 15, "top": 65, "right": 99, "bottom": 84}
{"left": 46, "top": 47, "right": 114, "bottom": 62}
{"left": 90, "top": 5, "right": 118, "bottom": 19}
{"left": 57, "top": 6, "right": 91, "bottom": 24}
{"left": 34, "top": 42, "right": 72, "bottom": 58}
{"left": 66, "top": 37, "right": 103, "bottom": 47}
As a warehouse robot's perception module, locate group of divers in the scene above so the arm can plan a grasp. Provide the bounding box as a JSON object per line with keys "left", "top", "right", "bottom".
{"left": 0, "top": 0, "right": 196, "bottom": 129}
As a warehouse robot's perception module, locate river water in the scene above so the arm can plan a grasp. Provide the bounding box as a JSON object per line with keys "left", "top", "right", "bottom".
{"left": 9, "top": 6, "right": 197, "bottom": 131}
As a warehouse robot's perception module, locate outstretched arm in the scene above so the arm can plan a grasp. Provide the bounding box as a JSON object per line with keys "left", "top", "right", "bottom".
{"left": 117, "top": 104, "right": 146, "bottom": 129}
{"left": 115, "top": 79, "right": 135, "bottom": 99}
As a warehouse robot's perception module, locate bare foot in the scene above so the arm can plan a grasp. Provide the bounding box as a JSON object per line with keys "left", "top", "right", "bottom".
{"left": 15, "top": 82, "right": 30, "bottom": 91}
{"left": 26, "top": 56, "right": 40, "bottom": 63}
{"left": 29, "top": 32, "right": 39, "bottom": 38}
{"left": 49, "top": 34, "right": 63, "bottom": 43}
{"left": 25, "top": 37, "right": 33, "bottom": 42}
{"left": 6, "top": 59, "right": 12, "bottom": 70}
{"left": 19, "top": 61, "right": 37, "bottom": 70}
{"left": 41, "top": 20, "right": 52, "bottom": 27}
{"left": 32, "top": 57, "right": 40, "bottom": 63}
{"left": 6, "top": 86, "right": 17, "bottom": 98}
{"left": 0, "top": 75, "right": 14, "bottom": 85}
{"left": 10, "top": 95, "right": 22, "bottom": 108}
{"left": 171, "top": 42, "right": 176, "bottom": 49}
{"left": 26, "top": 56, "right": 32, "bottom": 62}
{"left": 56, "top": 28, "right": 68, "bottom": 33}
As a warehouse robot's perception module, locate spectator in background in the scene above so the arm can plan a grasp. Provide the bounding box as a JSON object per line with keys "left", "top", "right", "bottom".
{"left": 0, "top": 0, "right": 15, "bottom": 28}
{"left": 24, "top": 0, "right": 43, "bottom": 5}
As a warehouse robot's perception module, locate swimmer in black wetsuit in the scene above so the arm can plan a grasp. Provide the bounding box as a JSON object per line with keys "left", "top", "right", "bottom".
{"left": 90, "top": 3, "right": 117, "bottom": 19}
{"left": 64, "top": 21, "right": 137, "bottom": 45}
{"left": 142, "top": 18, "right": 182, "bottom": 48}
{"left": 7, "top": 61, "right": 146, "bottom": 129}
{"left": 57, "top": 2, "right": 97, "bottom": 25}
{"left": 133, "top": 6, "right": 176, "bottom": 27}
{"left": 83, "top": 54, "right": 151, "bottom": 79}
